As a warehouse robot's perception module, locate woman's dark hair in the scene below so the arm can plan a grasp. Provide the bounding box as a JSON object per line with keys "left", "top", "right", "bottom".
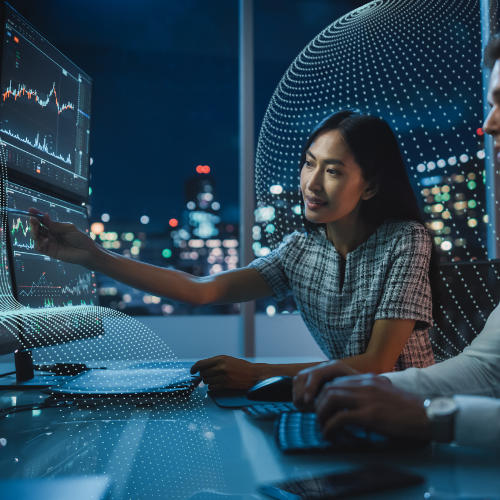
{"left": 299, "top": 108, "right": 440, "bottom": 317}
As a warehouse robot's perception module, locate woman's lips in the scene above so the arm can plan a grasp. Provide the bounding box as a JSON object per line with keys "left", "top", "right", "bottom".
{"left": 306, "top": 198, "right": 326, "bottom": 210}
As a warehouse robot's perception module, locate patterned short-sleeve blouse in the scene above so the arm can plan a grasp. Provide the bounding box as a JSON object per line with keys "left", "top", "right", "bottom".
{"left": 249, "top": 219, "right": 435, "bottom": 371}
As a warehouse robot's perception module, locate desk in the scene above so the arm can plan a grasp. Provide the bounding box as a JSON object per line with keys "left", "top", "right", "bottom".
{"left": 1, "top": 359, "right": 500, "bottom": 500}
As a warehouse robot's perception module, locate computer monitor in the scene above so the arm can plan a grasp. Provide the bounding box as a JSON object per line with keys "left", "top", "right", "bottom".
{"left": 0, "top": 2, "right": 92, "bottom": 204}
{"left": 5, "top": 181, "right": 101, "bottom": 348}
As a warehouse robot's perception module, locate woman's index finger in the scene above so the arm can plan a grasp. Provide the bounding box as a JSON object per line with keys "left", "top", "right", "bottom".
{"left": 190, "top": 357, "right": 220, "bottom": 374}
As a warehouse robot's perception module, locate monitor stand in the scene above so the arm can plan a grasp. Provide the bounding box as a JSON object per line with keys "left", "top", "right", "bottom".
{"left": 0, "top": 349, "right": 69, "bottom": 390}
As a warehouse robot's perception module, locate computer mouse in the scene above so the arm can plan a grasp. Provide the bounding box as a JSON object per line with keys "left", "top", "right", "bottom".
{"left": 246, "top": 376, "right": 294, "bottom": 402}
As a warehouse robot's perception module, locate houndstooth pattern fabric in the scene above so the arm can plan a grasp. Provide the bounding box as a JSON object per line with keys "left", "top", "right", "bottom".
{"left": 249, "top": 219, "right": 435, "bottom": 371}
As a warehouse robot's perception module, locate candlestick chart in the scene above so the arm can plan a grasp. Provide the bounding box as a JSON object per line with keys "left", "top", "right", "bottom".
{"left": 2, "top": 80, "right": 74, "bottom": 114}
{"left": 11, "top": 216, "right": 35, "bottom": 251}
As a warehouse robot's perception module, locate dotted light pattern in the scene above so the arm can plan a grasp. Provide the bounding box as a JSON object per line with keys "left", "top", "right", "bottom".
{"left": 255, "top": 0, "right": 500, "bottom": 360}
{"left": 0, "top": 143, "right": 225, "bottom": 496}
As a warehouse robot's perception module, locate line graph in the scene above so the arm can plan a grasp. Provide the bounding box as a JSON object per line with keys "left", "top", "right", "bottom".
{"left": 18, "top": 271, "right": 93, "bottom": 298}
{"left": 61, "top": 272, "right": 92, "bottom": 295}
{"left": 0, "top": 128, "right": 72, "bottom": 164}
{"left": 11, "top": 217, "right": 36, "bottom": 250}
{"left": 2, "top": 80, "right": 74, "bottom": 114}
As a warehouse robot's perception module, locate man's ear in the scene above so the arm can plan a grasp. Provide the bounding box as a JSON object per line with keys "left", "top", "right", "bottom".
{"left": 362, "top": 176, "right": 379, "bottom": 201}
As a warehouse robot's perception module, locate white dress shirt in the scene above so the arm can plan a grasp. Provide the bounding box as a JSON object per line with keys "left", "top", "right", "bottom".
{"left": 384, "top": 304, "right": 500, "bottom": 447}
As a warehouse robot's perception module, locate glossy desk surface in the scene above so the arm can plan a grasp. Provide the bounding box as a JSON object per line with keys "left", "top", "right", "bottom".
{"left": 0, "top": 361, "right": 500, "bottom": 500}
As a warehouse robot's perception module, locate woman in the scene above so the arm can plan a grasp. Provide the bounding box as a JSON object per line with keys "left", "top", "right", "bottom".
{"left": 30, "top": 109, "right": 437, "bottom": 390}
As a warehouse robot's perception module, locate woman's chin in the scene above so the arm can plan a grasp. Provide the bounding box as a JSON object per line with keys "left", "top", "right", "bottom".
{"left": 304, "top": 213, "right": 326, "bottom": 225}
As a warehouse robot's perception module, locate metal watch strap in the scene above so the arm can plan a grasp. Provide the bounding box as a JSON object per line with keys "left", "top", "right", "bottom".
{"left": 424, "top": 398, "right": 458, "bottom": 444}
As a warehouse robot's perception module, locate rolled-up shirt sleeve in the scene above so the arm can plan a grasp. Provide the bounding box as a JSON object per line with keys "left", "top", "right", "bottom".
{"left": 374, "top": 224, "right": 433, "bottom": 329}
{"left": 247, "top": 233, "right": 297, "bottom": 300}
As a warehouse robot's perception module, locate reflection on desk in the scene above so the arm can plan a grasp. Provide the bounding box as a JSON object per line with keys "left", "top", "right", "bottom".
{"left": 1, "top": 360, "right": 500, "bottom": 500}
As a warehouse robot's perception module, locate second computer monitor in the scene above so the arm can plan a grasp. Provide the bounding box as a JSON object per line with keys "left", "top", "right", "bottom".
{"left": 6, "top": 181, "right": 97, "bottom": 309}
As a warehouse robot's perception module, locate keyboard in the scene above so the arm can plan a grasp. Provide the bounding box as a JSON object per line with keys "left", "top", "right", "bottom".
{"left": 275, "top": 412, "right": 427, "bottom": 453}
{"left": 241, "top": 402, "right": 298, "bottom": 420}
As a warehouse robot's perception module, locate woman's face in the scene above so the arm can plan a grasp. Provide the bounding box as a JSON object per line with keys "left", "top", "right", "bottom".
{"left": 300, "top": 129, "right": 375, "bottom": 226}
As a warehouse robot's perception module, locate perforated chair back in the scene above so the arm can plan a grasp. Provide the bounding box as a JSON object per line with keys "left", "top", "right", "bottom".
{"left": 430, "top": 260, "right": 500, "bottom": 361}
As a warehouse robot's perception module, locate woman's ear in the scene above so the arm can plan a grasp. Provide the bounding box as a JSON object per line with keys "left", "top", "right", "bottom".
{"left": 362, "top": 176, "right": 379, "bottom": 201}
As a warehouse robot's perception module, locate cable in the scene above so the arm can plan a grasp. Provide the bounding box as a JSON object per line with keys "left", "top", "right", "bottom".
{"left": 0, "top": 399, "right": 75, "bottom": 420}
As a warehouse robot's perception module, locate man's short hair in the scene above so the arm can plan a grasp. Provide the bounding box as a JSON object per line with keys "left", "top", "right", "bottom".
{"left": 484, "top": 34, "right": 500, "bottom": 69}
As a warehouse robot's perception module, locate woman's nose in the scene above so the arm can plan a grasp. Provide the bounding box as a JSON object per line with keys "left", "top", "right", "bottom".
{"left": 306, "top": 169, "right": 323, "bottom": 191}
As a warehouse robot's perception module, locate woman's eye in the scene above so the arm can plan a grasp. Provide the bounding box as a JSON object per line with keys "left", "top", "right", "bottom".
{"left": 303, "top": 160, "right": 313, "bottom": 168}
{"left": 327, "top": 168, "right": 339, "bottom": 175}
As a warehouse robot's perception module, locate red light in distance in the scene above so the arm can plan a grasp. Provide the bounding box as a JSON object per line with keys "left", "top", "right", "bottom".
{"left": 477, "top": 128, "right": 484, "bottom": 136}
{"left": 169, "top": 219, "right": 178, "bottom": 227}
{"left": 196, "top": 165, "right": 210, "bottom": 174}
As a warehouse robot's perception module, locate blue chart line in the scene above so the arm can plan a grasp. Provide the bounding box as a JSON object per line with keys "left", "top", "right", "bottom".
{"left": 0, "top": 128, "right": 72, "bottom": 165}
{"left": 13, "top": 239, "right": 35, "bottom": 250}
{"left": 61, "top": 272, "right": 92, "bottom": 296}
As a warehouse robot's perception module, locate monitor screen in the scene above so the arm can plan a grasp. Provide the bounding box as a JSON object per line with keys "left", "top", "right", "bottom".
{"left": 0, "top": 3, "right": 92, "bottom": 204}
{"left": 6, "top": 182, "right": 102, "bottom": 349}
{"left": 6, "top": 182, "right": 97, "bottom": 309}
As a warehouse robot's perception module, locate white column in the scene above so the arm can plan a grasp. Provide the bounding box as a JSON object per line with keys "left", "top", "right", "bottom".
{"left": 239, "top": 0, "right": 255, "bottom": 357}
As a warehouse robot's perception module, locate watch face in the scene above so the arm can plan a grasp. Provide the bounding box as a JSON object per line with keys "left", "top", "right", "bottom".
{"left": 429, "top": 398, "right": 458, "bottom": 416}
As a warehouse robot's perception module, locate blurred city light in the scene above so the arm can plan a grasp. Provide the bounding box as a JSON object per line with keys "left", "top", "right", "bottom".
{"left": 440, "top": 241, "right": 452, "bottom": 251}
{"left": 254, "top": 206, "right": 275, "bottom": 222}
{"left": 266, "top": 305, "right": 276, "bottom": 316}
{"left": 91, "top": 222, "right": 105, "bottom": 235}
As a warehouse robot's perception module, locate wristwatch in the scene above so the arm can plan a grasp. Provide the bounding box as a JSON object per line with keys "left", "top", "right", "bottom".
{"left": 424, "top": 397, "right": 459, "bottom": 444}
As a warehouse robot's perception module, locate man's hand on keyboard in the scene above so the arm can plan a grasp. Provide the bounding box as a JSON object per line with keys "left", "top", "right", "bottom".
{"left": 314, "top": 375, "right": 432, "bottom": 442}
{"left": 293, "top": 360, "right": 361, "bottom": 411}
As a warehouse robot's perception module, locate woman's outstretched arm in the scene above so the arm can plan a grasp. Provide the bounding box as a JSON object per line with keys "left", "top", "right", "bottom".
{"left": 29, "top": 209, "right": 273, "bottom": 307}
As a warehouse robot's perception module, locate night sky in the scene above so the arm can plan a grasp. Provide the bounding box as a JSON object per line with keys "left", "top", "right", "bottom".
{"left": 5, "top": 0, "right": 371, "bottom": 230}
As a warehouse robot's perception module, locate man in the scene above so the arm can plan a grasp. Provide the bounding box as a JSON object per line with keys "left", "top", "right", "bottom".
{"left": 292, "top": 34, "right": 500, "bottom": 449}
